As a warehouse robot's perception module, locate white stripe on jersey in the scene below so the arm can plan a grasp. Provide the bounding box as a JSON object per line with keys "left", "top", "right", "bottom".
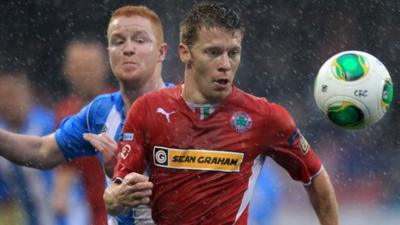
{"left": 234, "top": 155, "right": 265, "bottom": 224}
{"left": 105, "top": 106, "right": 122, "bottom": 139}
{"left": 103, "top": 105, "right": 122, "bottom": 186}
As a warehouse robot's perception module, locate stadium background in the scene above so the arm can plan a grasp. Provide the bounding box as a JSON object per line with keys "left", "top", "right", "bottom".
{"left": 0, "top": 0, "right": 399, "bottom": 224}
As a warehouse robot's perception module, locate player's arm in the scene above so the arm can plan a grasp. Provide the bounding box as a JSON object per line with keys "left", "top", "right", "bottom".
{"left": 264, "top": 103, "right": 339, "bottom": 224}
{"left": 0, "top": 129, "right": 66, "bottom": 169}
{"left": 305, "top": 168, "right": 339, "bottom": 225}
{"left": 104, "top": 172, "right": 153, "bottom": 215}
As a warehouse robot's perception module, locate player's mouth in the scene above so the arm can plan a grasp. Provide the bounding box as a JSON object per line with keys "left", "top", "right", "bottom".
{"left": 122, "top": 61, "right": 137, "bottom": 70}
{"left": 213, "top": 78, "right": 230, "bottom": 89}
{"left": 123, "top": 61, "right": 137, "bottom": 65}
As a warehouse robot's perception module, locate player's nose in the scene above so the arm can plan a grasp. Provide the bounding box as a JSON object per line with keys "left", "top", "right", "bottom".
{"left": 123, "top": 40, "right": 136, "bottom": 56}
{"left": 218, "top": 52, "right": 232, "bottom": 72}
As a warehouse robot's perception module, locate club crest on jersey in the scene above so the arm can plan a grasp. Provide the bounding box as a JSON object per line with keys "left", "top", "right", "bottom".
{"left": 288, "top": 129, "right": 310, "bottom": 155}
{"left": 230, "top": 112, "right": 252, "bottom": 133}
{"left": 120, "top": 144, "right": 131, "bottom": 159}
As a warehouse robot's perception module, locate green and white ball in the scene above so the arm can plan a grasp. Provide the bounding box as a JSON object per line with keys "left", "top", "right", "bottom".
{"left": 314, "top": 50, "right": 393, "bottom": 129}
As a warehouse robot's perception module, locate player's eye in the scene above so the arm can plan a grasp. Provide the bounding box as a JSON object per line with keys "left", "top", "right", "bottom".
{"left": 228, "top": 49, "right": 240, "bottom": 58}
{"left": 133, "top": 37, "right": 146, "bottom": 44}
{"left": 111, "top": 38, "right": 125, "bottom": 46}
{"left": 133, "top": 33, "right": 151, "bottom": 44}
{"left": 205, "top": 48, "right": 222, "bottom": 57}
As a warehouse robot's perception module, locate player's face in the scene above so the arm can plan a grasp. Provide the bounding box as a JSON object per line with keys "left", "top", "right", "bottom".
{"left": 181, "top": 27, "right": 242, "bottom": 102}
{"left": 107, "top": 16, "right": 165, "bottom": 83}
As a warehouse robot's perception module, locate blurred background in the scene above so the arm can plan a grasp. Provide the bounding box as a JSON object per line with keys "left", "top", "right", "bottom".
{"left": 0, "top": 0, "right": 399, "bottom": 224}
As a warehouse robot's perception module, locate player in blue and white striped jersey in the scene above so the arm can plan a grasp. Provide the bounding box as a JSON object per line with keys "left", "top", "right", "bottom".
{"left": 0, "top": 5, "right": 172, "bottom": 225}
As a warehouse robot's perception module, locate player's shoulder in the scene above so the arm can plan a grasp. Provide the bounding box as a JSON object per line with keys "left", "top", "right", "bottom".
{"left": 233, "top": 87, "right": 282, "bottom": 111}
{"left": 234, "top": 87, "right": 293, "bottom": 123}
{"left": 86, "top": 91, "right": 122, "bottom": 119}
{"left": 90, "top": 91, "right": 121, "bottom": 108}
{"left": 233, "top": 87, "right": 268, "bottom": 104}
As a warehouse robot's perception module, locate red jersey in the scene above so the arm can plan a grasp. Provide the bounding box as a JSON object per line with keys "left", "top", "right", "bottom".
{"left": 114, "top": 84, "right": 322, "bottom": 225}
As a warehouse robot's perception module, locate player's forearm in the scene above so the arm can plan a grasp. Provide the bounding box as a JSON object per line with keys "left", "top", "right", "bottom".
{"left": 0, "top": 130, "right": 64, "bottom": 169}
{"left": 305, "top": 169, "right": 339, "bottom": 225}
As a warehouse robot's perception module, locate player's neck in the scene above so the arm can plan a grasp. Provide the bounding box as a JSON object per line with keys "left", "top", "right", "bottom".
{"left": 119, "top": 75, "right": 165, "bottom": 114}
{"left": 181, "top": 84, "right": 206, "bottom": 104}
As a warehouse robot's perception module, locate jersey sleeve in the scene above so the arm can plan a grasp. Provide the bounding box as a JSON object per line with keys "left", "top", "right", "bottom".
{"left": 113, "top": 96, "right": 148, "bottom": 180}
{"left": 264, "top": 103, "right": 322, "bottom": 185}
{"left": 55, "top": 103, "right": 97, "bottom": 160}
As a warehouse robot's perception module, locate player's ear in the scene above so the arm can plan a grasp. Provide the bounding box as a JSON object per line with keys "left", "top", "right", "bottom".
{"left": 157, "top": 43, "right": 168, "bottom": 62}
{"left": 178, "top": 43, "right": 191, "bottom": 64}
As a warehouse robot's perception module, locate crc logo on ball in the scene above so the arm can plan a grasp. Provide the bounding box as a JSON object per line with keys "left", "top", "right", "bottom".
{"left": 354, "top": 89, "right": 368, "bottom": 97}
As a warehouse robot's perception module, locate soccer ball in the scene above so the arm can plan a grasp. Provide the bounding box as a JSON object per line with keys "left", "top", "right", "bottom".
{"left": 314, "top": 50, "right": 393, "bottom": 129}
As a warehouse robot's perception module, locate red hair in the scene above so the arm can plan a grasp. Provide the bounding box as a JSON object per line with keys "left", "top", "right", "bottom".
{"left": 108, "top": 5, "right": 164, "bottom": 44}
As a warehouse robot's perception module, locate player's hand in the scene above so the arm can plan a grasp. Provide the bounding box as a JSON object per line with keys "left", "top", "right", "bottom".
{"left": 83, "top": 133, "right": 117, "bottom": 176}
{"left": 104, "top": 173, "right": 153, "bottom": 211}
{"left": 122, "top": 172, "right": 153, "bottom": 207}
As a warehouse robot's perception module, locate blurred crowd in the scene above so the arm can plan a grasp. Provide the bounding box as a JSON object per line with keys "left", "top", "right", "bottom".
{"left": 0, "top": 0, "right": 399, "bottom": 224}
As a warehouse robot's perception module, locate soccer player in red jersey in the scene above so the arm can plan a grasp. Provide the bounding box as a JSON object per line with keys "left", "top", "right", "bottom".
{"left": 110, "top": 2, "right": 339, "bottom": 225}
